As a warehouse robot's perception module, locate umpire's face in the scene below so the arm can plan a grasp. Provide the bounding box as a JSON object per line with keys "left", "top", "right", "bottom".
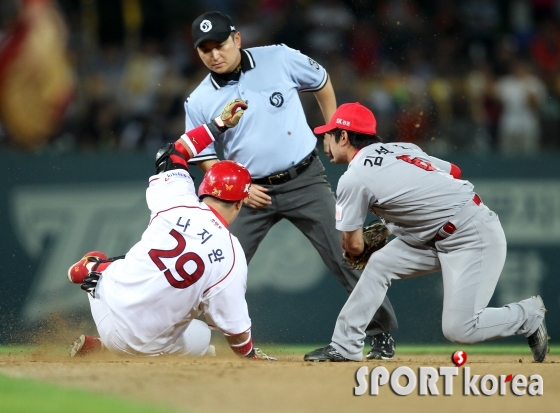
{"left": 197, "top": 32, "right": 242, "bottom": 75}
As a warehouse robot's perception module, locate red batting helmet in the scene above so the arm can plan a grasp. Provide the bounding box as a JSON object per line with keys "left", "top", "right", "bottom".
{"left": 198, "top": 160, "right": 252, "bottom": 201}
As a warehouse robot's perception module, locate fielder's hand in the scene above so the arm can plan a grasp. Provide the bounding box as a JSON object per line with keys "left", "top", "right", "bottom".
{"left": 219, "top": 98, "right": 248, "bottom": 128}
{"left": 342, "top": 222, "right": 391, "bottom": 270}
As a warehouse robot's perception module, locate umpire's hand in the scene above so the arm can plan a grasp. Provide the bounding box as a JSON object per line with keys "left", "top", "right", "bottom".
{"left": 244, "top": 184, "right": 271, "bottom": 208}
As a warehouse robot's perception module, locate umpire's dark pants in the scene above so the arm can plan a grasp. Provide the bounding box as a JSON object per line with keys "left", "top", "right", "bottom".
{"left": 229, "top": 155, "right": 398, "bottom": 337}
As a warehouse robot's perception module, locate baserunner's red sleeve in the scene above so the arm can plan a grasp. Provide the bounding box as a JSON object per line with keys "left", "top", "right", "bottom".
{"left": 175, "top": 124, "right": 216, "bottom": 160}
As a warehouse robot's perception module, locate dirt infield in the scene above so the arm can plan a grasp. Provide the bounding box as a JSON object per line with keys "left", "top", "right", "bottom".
{"left": 0, "top": 345, "right": 558, "bottom": 413}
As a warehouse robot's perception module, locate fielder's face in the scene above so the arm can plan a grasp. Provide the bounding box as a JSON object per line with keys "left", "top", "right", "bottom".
{"left": 197, "top": 32, "right": 242, "bottom": 75}
{"left": 328, "top": 132, "right": 347, "bottom": 164}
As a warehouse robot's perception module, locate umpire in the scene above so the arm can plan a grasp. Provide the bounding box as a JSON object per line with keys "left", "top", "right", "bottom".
{"left": 185, "top": 11, "right": 399, "bottom": 359}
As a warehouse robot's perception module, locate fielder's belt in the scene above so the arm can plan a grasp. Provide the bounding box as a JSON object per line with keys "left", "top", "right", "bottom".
{"left": 252, "top": 150, "right": 317, "bottom": 185}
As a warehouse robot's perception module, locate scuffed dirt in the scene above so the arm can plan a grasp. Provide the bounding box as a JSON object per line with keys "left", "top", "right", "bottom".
{"left": 0, "top": 344, "right": 557, "bottom": 413}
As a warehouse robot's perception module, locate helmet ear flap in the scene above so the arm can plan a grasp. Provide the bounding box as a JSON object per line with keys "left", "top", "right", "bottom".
{"left": 198, "top": 160, "right": 252, "bottom": 201}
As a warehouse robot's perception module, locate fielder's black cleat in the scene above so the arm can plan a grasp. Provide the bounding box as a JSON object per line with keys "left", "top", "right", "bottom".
{"left": 527, "top": 296, "right": 549, "bottom": 363}
{"left": 304, "top": 345, "right": 352, "bottom": 362}
{"left": 366, "top": 332, "right": 395, "bottom": 360}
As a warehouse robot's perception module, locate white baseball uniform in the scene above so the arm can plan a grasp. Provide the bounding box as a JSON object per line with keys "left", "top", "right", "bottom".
{"left": 330, "top": 142, "right": 545, "bottom": 361}
{"left": 89, "top": 168, "right": 251, "bottom": 356}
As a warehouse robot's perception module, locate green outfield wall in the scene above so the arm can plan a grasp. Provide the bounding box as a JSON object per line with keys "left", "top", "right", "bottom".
{"left": 1, "top": 149, "right": 558, "bottom": 344}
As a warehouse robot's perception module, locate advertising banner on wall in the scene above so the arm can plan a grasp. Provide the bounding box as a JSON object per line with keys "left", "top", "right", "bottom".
{"left": 1, "top": 151, "right": 558, "bottom": 344}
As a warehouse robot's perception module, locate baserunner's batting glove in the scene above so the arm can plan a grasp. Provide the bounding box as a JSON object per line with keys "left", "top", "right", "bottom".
{"left": 213, "top": 98, "right": 248, "bottom": 130}
{"left": 157, "top": 99, "right": 248, "bottom": 174}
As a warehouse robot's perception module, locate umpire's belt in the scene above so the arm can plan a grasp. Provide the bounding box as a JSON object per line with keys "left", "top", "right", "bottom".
{"left": 431, "top": 194, "right": 482, "bottom": 243}
{"left": 252, "top": 150, "right": 317, "bottom": 185}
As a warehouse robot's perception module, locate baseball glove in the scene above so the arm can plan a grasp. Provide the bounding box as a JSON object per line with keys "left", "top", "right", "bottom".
{"left": 342, "top": 222, "right": 391, "bottom": 270}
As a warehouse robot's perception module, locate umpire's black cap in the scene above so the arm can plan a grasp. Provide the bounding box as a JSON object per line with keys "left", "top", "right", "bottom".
{"left": 192, "top": 11, "right": 236, "bottom": 49}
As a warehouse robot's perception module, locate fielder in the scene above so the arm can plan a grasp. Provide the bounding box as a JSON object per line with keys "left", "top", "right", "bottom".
{"left": 304, "top": 102, "right": 549, "bottom": 362}
{"left": 68, "top": 99, "right": 275, "bottom": 360}
{"left": 185, "top": 11, "right": 398, "bottom": 359}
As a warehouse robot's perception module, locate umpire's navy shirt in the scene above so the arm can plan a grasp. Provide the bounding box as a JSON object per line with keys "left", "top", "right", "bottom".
{"left": 185, "top": 44, "right": 328, "bottom": 179}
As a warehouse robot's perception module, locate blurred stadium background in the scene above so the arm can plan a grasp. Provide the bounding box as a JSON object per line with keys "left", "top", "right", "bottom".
{"left": 1, "top": 0, "right": 559, "bottom": 346}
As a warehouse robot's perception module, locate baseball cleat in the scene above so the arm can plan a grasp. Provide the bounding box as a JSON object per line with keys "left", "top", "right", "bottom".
{"left": 366, "top": 332, "right": 396, "bottom": 360}
{"left": 527, "top": 296, "right": 549, "bottom": 363}
{"left": 67, "top": 251, "right": 107, "bottom": 284}
{"left": 70, "top": 334, "right": 103, "bottom": 357}
{"left": 303, "top": 345, "right": 352, "bottom": 362}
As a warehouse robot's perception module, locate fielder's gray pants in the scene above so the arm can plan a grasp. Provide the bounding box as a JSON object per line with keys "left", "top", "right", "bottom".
{"left": 331, "top": 205, "right": 545, "bottom": 361}
{"left": 229, "top": 156, "right": 398, "bottom": 336}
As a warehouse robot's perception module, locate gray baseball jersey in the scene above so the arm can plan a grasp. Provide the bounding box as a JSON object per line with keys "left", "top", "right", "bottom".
{"left": 328, "top": 142, "right": 545, "bottom": 360}
{"left": 336, "top": 142, "right": 474, "bottom": 245}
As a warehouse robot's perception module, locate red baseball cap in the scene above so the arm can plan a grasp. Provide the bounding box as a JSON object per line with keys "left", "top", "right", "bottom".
{"left": 314, "top": 102, "right": 377, "bottom": 135}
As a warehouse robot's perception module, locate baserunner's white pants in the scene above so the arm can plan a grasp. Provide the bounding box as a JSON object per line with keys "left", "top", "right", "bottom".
{"left": 88, "top": 280, "right": 211, "bottom": 357}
